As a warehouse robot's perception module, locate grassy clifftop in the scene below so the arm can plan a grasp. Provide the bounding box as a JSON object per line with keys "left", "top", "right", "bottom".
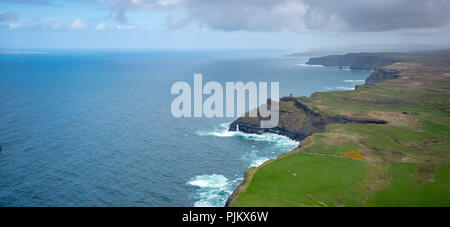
{"left": 229, "top": 53, "right": 450, "bottom": 207}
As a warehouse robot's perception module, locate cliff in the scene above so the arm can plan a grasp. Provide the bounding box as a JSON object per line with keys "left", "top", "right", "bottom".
{"left": 365, "top": 68, "right": 401, "bottom": 85}
{"left": 229, "top": 53, "right": 397, "bottom": 140}
{"left": 306, "top": 53, "right": 397, "bottom": 70}
{"left": 307, "top": 52, "right": 404, "bottom": 86}
{"left": 228, "top": 52, "right": 450, "bottom": 206}
{"left": 229, "top": 97, "right": 386, "bottom": 142}
{"left": 229, "top": 97, "right": 326, "bottom": 141}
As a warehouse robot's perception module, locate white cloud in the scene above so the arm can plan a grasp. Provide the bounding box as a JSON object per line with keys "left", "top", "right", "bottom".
{"left": 94, "top": 22, "right": 153, "bottom": 31}
{"left": 95, "top": 22, "right": 106, "bottom": 30}
{"left": 113, "top": 24, "right": 136, "bottom": 30}
{"left": 71, "top": 18, "right": 87, "bottom": 30}
{"left": 7, "top": 0, "right": 450, "bottom": 34}
{"left": 105, "top": 0, "right": 450, "bottom": 33}
{"left": 8, "top": 23, "right": 21, "bottom": 30}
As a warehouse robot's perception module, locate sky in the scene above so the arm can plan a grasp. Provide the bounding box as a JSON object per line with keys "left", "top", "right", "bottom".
{"left": 1, "top": 0, "right": 450, "bottom": 51}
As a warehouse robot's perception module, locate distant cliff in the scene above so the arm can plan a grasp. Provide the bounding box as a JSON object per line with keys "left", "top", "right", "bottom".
{"left": 306, "top": 53, "right": 397, "bottom": 70}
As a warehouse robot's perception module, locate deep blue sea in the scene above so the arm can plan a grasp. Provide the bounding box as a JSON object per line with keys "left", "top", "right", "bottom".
{"left": 0, "top": 50, "right": 371, "bottom": 206}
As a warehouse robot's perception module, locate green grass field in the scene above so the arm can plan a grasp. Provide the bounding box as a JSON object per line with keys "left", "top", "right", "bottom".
{"left": 365, "top": 163, "right": 450, "bottom": 206}
{"left": 233, "top": 154, "right": 374, "bottom": 207}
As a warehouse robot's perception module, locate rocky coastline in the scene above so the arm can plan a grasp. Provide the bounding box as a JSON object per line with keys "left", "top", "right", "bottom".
{"left": 228, "top": 97, "right": 386, "bottom": 141}
{"left": 224, "top": 53, "right": 398, "bottom": 207}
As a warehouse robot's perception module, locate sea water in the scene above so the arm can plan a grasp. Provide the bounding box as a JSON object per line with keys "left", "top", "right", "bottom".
{"left": 0, "top": 50, "right": 370, "bottom": 206}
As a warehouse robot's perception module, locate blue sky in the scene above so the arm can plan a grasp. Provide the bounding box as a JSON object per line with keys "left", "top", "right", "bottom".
{"left": 1, "top": 0, "right": 450, "bottom": 50}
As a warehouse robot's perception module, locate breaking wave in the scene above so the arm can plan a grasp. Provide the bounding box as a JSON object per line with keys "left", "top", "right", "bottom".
{"left": 187, "top": 174, "right": 232, "bottom": 207}
{"left": 196, "top": 122, "right": 299, "bottom": 149}
{"left": 190, "top": 123, "right": 300, "bottom": 206}
{"left": 324, "top": 86, "right": 355, "bottom": 91}
{"left": 297, "top": 63, "right": 324, "bottom": 67}
{"left": 240, "top": 150, "right": 271, "bottom": 168}
{"left": 343, "top": 79, "right": 365, "bottom": 83}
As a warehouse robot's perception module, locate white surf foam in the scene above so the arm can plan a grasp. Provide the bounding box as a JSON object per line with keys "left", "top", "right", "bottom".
{"left": 195, "top": 122, "right": 237, "bottom": 137}
{"left": 240, "top": 150, "right": 271, "bottom": 168}
{"left": 343, "top": 80, "right": 365, "bottom": 83}
{"left": 188, "top": 174, "right": 229, "bottom": 188}
{"left": 324, "top": 86, "right": 355, "bottom": 91}
{"left": 187, "top": 174, "right": 232, "bottom": 207}
{"left": 196, "top": 122, "right": 299, "bottom": 149}
{"left": 191, "top": 123, "right": 300, "bottom": 206}
{"left": 297, "top": 63, "right": 324, "bottom": 67}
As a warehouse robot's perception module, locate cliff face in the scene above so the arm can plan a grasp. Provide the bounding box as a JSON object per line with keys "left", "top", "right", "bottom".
{"left": 229, "top": 53, "right": 402, "bottom": 141}
{"left": 308, "top": 52, "right": 403, "bottom": 87}
{"left": 228, "top": 97, "right": 386, "bottom": 141}
{"left": 229, "top": 97, "right": 327, "bottom": 141}
{"left": 365, "top": 68, "right": 401, "bottom": 85}
{"left": 306, "top": 53, "right": 396, "bottom": 70}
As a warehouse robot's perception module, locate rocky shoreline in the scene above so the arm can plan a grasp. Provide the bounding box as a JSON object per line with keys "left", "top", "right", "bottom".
{"left": 229, "top": 97, "right": 387, "bottom": 141}
{"left": 224, "top": 53, "right": 398, "bottom": 207}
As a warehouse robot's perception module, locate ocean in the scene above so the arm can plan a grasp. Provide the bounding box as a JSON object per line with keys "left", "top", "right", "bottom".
{"left": 0, "top": 50, "right": 371, "bottom": 206}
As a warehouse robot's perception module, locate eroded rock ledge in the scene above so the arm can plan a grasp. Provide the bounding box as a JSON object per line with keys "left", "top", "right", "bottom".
{"left": 365, "top": 68, "right": 401, "bottom": 85}
{"left": 228, "top": 97, "right": 387, "bottom": 141}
